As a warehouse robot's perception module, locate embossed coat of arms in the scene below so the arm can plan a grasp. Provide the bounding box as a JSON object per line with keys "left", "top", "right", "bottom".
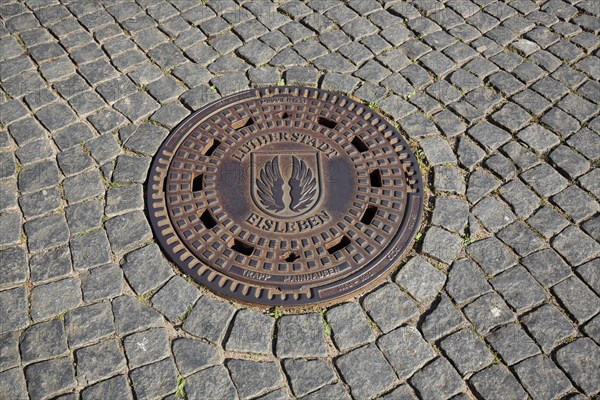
{"left": 250, "top": 151, "right": 323, "bottom": 218}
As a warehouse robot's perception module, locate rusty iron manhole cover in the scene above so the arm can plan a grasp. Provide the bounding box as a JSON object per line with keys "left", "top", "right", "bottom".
{"left": 147, "top": 86, "right": 423, "bottom": 307}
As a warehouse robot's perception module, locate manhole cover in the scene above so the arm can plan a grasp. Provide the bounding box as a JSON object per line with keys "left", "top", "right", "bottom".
{"left": 147, "top": 86, "right": 423, "bottom": 307}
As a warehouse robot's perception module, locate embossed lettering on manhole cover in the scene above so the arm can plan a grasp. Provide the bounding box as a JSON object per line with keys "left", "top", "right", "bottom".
{"left": 147, "top": 87, "right": 423, "bottom": 307}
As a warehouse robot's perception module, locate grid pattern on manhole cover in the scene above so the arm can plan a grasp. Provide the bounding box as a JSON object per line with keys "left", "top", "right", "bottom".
{"left": 147, "top": 86, "right": 423, "bottom": 306}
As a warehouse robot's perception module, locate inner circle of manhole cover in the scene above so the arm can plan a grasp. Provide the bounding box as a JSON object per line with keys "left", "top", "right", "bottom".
{"left": 147, "top": 86, "right": 423, "bottom": 307}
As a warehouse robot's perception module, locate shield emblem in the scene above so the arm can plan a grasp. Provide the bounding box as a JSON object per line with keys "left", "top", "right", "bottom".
{"left": 251, "top": 151, "right": 322, "bottom": 218}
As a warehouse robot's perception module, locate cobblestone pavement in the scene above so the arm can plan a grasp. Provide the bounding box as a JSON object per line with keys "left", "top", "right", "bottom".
{"left": 1, "top": 0, "right": 599, "bottom": 399}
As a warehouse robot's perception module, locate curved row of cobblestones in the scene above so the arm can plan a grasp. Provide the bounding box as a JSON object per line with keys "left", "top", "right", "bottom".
{"left": 0, "top": 0, "right": 599, "bottom": 399}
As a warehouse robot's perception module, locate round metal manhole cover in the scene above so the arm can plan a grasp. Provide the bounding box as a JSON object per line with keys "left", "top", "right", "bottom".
{"left": 147, "top": 86, "right": 423, "bottom": 307}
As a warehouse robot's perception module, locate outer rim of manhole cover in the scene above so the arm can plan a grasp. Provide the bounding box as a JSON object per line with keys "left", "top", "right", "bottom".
{"left": 147, "top": 86, "right": 423, "bottom": 307}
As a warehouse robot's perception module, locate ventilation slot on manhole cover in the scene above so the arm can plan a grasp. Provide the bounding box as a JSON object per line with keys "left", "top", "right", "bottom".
{"left": 326, "top": 235, "right": 351, "bottom": 254}
{"left": 192, "top": 174, "right": 203, "bottom": 192}
{"left": 369, "top": 169, "right": 382, "bottom": 187}
{"left": 231, "top": 117, "right": 255, "bottom": 130}
{"left": 352, "top": 136, "right": 369, "bottom": 152}
{"left": 202, "top": 139, "right": 221, "bottom": 156}
{"left": 360, "top": 205, "right": 378, "bottom": 225}
{"left": 284, "top": 252, "right": 300, "bottom": 262}
{"left": 198, "top": 209, "right": 217, "bottom": 229}
{"left": 230, "top": 239, "right": 254, "bottom": 256}
{"left": 279, "top": 111, "right": 291, "bottom": 119}
{"left": 315, "top": 116, "right": 337, "bottom": 129}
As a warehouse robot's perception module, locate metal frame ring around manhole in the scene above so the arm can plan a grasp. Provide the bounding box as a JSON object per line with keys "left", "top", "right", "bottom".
{"left": 147, "top": 86, "right": 424, "bottom": 307}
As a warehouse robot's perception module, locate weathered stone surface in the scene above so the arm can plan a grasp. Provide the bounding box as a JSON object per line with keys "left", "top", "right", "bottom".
{"left": 228, "top": 359, "right": 284, "bottom": 399}
{"left": 439, "top": 329, "right": 494, "bottom": 375}
{"left": 284, "top": 359, "right": 336, "bottom": 397}
{"left": 469, "top": 364, "right": 527, "bottom": 400}
{"left": 521, "top": 304, "right": 576, "bottom": 353}
{"left": 151, "top": 276, "right": 200, "bottom": 322}
{"left": 409, "top": 357, "right": 466, "bottom": 399}
{"left": 130, "top": 358, "right": 178, "bottom": 400}
{"left": 336, "top": 344, "right": 398, "bottom": 400}
{"left": 463, "top": 293, "right": 515, "bottom": 335}
{"left": 123, "top": 328, "right": 170, "bottom": 369}
{"left": 396, "top": 256, "right": 446, "bottom": 304}
{"left": 20, "top": 319, "right": 68, "bottom": 364}
{"left": 555, "top": 338, "right": 600, "bottom": 395}
{"left": 25, "top": 357, "right": 76, "bottom": 400}
{"left": 31, "top": 278, "right": 81, "bottom": 322}
{"left": 363, "top": 283, "right": 419, "bottom": 333}
{"left": 513, "top": 355, "right": 573, "bottom": 400}
{"left": 486, "top": 323, "right": 540, "bottom": 365}
{"left": 225, "top": 309, "right": 275, "bottom": 354}
{"left": 378, "top": 326, "right": 436, "bottom": 379}
{"left": 420, "top": 294, "right": 466, "bottom": 341}
{"left": 183, "top": 295, "right": 235, "bottom": 344}
{"left": 186, "top": 365, "right": 239, "bottom": 400}
{"left": 172, "top": 337, "right": 222, "bottom": 377}
{"left": 76, "top": 338, "right": 126, "bottom": 384}
{"left": 276, "top": 313, "right": 327, "bottom": 358}
{"left": 326, "top": 302, "right": 375, "bottom": 351}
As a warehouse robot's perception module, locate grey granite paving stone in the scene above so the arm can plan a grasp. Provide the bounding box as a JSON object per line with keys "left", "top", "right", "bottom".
{"left": 20, "top": 319, "right": 68, "bottom": 364}
{"left": 362, "top": 283, "right": 419, "bottom": 333}
{"left": 0, "top": 246, "right": 27, "bottom": 287}
{"left": 526, "top": 206, "right": 570, "bottom": 240}
{"left": 18, "top": 160, "right": 61, "bottom": 195}
{"left": 433, "top": 166, "right": 465, "bottom": 195}
{"left": 377, "top": 326, "right": 436, "bottom": 379}
{"left": 486, "top": 322, "right": 540, "bottom": 365}
{"left": 552, "top": 276, "right": 600, "bottom": 324}
{"left": 65, "top": 199, "right": 103, "bottom": 235}
{"left": 491, "top": 265, "right": 546, "bottom": 312}
{"left": 62, "top": 170, "right": 105, "bottom": 204}
{"left": 76, "top": 338, "right": 126, "bottom": 384}
{"left": 225, "top": 309, "right": 275, "bottom": 354}
{"left": 521, "top": 304, "right": 576, "bottom": 353}
{"left": 486, "top": 153, "right": 517, "bottom": 180}
{"left": 336, "top": 344, "right": 397, "bottom": 400}
{"left": 472, "top": 197, "right": 516, "bottom": 233}
{"left": 186, "top": 365, "right": 238, "bottom": 400}
{"left": 172, "top": 337, "right": 222, "bottom": 377}
{"left": 446, "top": 259, "right": 492, "bottom": 305}
{"left": 0, "top": 287, "right": 28, "bottom": 334}
{"left": 497, "top": 221, "right": 545, "bottom": 257}
{"left": 553, "top": 226, "right": 600, "bottom": 267}
{"left": 326, "top": 302, "right": 374, "bottom": 352}
{"left": 440, "top": 328, "right": 494, "bottom": 376}
{"left": 466, "top": 169, "right": 501, "bottom": 204}
{"left": 183, "top": 295, "right": 235, "bottom": 344}
{"left": 25, "top": 357, "right": 76, "bottom": 400}
{"left": 410, "top": 357, "right": 465, "bottom": 399}
{"left": 70, "top": 230, "right": 112, "bottom": 270}
{"left": 123, "top": 328, "right": 170, "bottom": 369}
{"left": 112, "top": 296, "right": 163, "bottom": 336}
{"left": 105, "top": 210, "right": 152, "bottom": 254}
{"left": 31, "top": 277, "right": 81, "bottom": 322}
{"left": 463, "top": 293, "right": 515, "bottom": 335}
{"left": 468, "top": 122, "right": 511, "bottom": 151}
{"left": 555, "top": 338, "right": 600, "bottom": 395}
{"left": 80, "top": 264, "right": 122, "bottom": 302}
{"left": 553, "top": 186, "right": 598, "bottom": 223}
{"left": 284, "top": 359, "right": 336, "bottom": 397}
{"left": 379, "top": 384, "right": 418, "bottom": 400}
{"left": 377, "top": 95, "right": 416, "bottom": 120}
{"left": 228, "top": 359, "right": 283, "bottom": 399}
{"left": 0, "top": 367, "right": 27, "bottom": 399}
{"left": 151, "top": 276, "right": 200, "bottom": 323}
{"left": 514, "top": 354, "right": 573, "bottom": 400}
{"left": 577, "top": 259, "right": 600, "bottom": 296}
{"left": 432, "top": 196, "right": 469, "bottom": 234}
{"left": 420, "top": 294, "right": 467, "bottom": 341}
{"left": 499, "top": 178, "right": 540, "bottom": 218}
{"left": 567, "top": 128, "right": 600, "bottom": 161}
{"left": 579, "top": 169, "right": 600, "bottom": 198}
{"left": 122, "top": 244, "right": 173, "bottom": 296}
{"left": 81, "top": 374, "right": 133, "bottom": 400}
{"left": 469, "top": 364, "right": 527, "bottom": 400}
{"left": 395, "top": 255, "right": 446, "bottom": 304}
{"left": 276, "top": 313, "right": 327, "bottom": 358}
{"left": 420, "top": 137, "right": 457, "bottom": 165}
{"left": 65, "top": 302, "right": 115, "bottom": 349}
{"left": 130, "top": 358, "right": 178, "bottom": 400}
{"left": 521, "top": 163, "right": 568, "bottom": 197}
